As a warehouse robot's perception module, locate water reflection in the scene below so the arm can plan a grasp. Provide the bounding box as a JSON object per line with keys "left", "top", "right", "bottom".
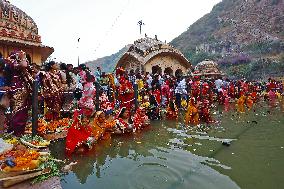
{"left": 49, "top": 102, "right": 284, "bottom": 189}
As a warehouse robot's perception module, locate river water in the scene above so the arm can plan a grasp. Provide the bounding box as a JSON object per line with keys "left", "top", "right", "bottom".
{"left": 50, "top": 101, "right": 284, "bottom": 189}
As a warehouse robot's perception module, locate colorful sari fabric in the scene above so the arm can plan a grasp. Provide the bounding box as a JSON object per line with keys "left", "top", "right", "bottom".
{"left": 161, "top": 83, "right": 170, "bottom": 106}
{"left": 65, "top": 110, "right": 93, "bottom": 154}
{"left": 133, "top": 107, "right": 149, "bottom": 130}
{"left": 105, "top": 119, "right": 116, "bottom": 130}
{"left": 229, "top": 83, "right": 235, "bottom": 98}
{"left": 181, "top": 98, "right": 188, "bottom": 109}
{"left": 165, "top": 102, "right": 178, "bottom": 120}
{"left": 42, "top": 71, "right": 62, "bottom": 120}
{"left": 137, "top": 79, "right": 144, "bottom": 103}
{"left": 250, "top": 91, "right": 258, "bottom": 102}
{"left": 113, "top": 107, "right": 133, "bottom": 134}
{"left": 236, "top": 95, "right": 246, "bottom": 113}
{"left": 137, "top": 79, "right": 144, "bottom": 91}
{"left": 200, "top": 100, "right": 212, "bottom": 124}
{"left": 78, "top": 82, "right": 96, "bottom": 110}
{"left": 246, "top": 95, "right": 254, "bottom": 110}
{"left": 99, "top": 93, "right": 114, "bottom": 112}
{"left": 148, "top": 95, "right": 160, "bottom": 120}
{"left": 7, "top": 57, "right": 32, "bottom": 136}
{"left": 201, "top": 82, "right": 210, "bottom": 97}
{"left": 153, "top": 89, "right": 161, "bottom": 105}
{"left": 268, "top": 90, "right": 277, "bottom": 107}
{"left": 191, "top": 81, "right": 200, "bottom": 100}
{"left": 185, "top": 99, "right": 199, "bottom": 125}
{"left": 113, "top": 118, "right": 129, "bottom": 134}
{"left": 118, "top": 77, "right": 134, "bottom": 110}
{"left": 91, "top": 111, "right": 106, "bottom": 141}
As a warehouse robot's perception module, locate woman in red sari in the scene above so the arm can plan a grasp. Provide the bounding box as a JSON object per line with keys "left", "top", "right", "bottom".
{"left": 65, "top": 108, "right": 94, "bottom": 155}
{"left": 165, "top": 101, "right": 178, "bottom": 120}
{"left": 113, "top": 107, "right": 134, "bottom": 134}
{"left": 199, "top": 99, "right": 213, "bottom": 124}
{"left": 133, "top": 107, "right": 150, "bottom": 130}
{"left": 161, "top": 80, "right": 170, "bottom": 107}
{"left": 118, "top": 76, "right": 134, "bottom": 110}
{"left": 153, "top": 85, "right": 161, "bottom": 105}
{"left": 191, "top": 77, "right": 201, "bottom": 101}
{"left": 229, "top": 81, "right": 235, "bottom": 99}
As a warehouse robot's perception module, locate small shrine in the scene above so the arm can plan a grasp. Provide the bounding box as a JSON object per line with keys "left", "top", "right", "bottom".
{"left": 116, "top": 36, "right": 192, "bottom": 76}
{"left": 192, "top": 59, "right": 225, "bottom": 79}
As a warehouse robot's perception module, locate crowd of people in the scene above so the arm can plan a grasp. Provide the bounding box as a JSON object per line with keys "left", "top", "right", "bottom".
{"left": 0, "top": 50, "right": 283, "bottom": 154}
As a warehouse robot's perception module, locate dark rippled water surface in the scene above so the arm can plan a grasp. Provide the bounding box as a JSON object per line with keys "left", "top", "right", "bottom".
{"left": 50, "top": 102, "right": 284, "bottom": 189}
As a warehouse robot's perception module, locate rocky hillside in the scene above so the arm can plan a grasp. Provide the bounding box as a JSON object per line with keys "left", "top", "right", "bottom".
{"left": 85, "top": 0, "right": 284, "bottom": 79}
{"left": 171, "top": 0, "right": 284, "bottom": 79}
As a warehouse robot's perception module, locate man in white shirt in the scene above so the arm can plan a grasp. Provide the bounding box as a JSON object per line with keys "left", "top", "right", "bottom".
{"left": 215, "top": 77, "right": 223, "bottom": 92}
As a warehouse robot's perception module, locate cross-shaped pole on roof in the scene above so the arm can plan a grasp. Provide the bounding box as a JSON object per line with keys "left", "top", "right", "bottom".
{"left": 137, "top": 20, "right": 145, "bottom": 35}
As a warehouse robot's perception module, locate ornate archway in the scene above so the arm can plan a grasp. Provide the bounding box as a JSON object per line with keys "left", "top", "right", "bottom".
{"left": 164, "top": 67, "right": 173, "bottom": 75}
{"left": 114, "top": 37, "right": 192, "bottom": 75}
{"left": 152, "top": 65, "right": 162, "bottom": 75}
{"left": 175, "top": 69, "right": 183, "bottom": 77}
{"left": 135, "top": 68, "right": 140, "bottom": 74}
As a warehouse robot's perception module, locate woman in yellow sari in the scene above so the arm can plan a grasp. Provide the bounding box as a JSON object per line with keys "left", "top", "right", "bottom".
{"left": 91, "top": 111, "right": 107, "bottom": 141}
{"left": 136, "top": 75, "right": 144, "bottom": 103}
{"left": 246, "top": 94, "right": 254, "bottom": 110}
{"left": 185, "top": 98, "right": 199, "bottom": 125}
{"left": 236, "top": 95, "right": 246, "bottom": 113}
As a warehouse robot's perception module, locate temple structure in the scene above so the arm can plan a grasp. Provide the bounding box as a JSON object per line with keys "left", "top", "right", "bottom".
{"left": 116, "top": 36, "right": 191, "bottom": 76}
{"left": 192, "top": 59, "right": 225, "bottom": 79}
{"left": 0, "top": 0, "right": 53, "bottom": 65}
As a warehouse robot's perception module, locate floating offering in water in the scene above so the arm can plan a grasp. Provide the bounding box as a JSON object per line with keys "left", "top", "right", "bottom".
{"left": 252, "top": 121, "right": 258, "bottom": 124}
{"left": 222, "top": 141, "right": 230, "bottom": 146}
{"left": 222, "top": 139, "right": 231, "bottom": 146}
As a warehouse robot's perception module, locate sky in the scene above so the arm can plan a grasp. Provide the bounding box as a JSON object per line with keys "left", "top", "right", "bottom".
{"left": 11, "top": 0, "right": 221, "bottom": 65}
